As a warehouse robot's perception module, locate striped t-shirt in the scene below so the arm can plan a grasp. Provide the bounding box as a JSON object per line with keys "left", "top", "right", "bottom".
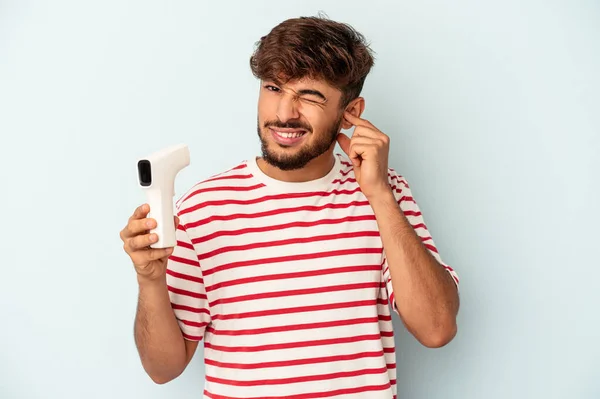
{"left": 166, "top": 153, "right": 459, "bottom": 399}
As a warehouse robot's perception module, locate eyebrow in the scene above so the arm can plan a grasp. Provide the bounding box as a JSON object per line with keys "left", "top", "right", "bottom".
{"left": 269, "top": 79, "right": 327, "bottom": 102}
{"left": 296, "top": 89, "right": 327, "bottom": 101}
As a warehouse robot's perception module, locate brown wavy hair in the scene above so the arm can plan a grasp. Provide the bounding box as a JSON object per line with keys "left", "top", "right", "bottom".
{"left": 250, "top": 16, "right": 375, "bottom": 108}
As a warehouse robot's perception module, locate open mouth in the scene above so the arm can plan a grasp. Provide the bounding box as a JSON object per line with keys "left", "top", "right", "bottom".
{"left": 269, "top": 128, "right": 308, "bottom": 146}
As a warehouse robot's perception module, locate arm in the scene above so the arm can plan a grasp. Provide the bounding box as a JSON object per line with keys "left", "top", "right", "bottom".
{"left": 135, "top": 218, "right": 210, "bottom": 383}
{"left": 336, "top": 110, "right": 459, "bottom": 347}
{"left": 134, "top": 276, "right": 199, "bottom": 384}
{"left": 121, "top": 204, "right": 209, "bottom": 384}
{"left": 370, "top": 185, "right": 459, "bottom": 348}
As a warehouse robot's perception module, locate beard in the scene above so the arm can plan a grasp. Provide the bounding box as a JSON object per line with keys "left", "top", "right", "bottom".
{"left": 257, "top": 113, "right": 343, "bottom": 171}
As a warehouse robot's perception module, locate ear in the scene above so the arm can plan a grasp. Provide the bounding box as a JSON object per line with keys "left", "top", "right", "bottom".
{"left": 341, "top": 97, "right": 365, "bottom": 129}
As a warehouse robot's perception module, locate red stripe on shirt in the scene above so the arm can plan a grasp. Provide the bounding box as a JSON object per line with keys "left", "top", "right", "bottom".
{"left": 205, "top": 366, "right": 389, "bottom": 387}
{"left": 192, "top": 215, "right": 377, "bottom": 244}
{"left": 203, "top": 383, "right": 392, "bottom": 399}
{"left": 206, "top": 317, "right": 380, "bottom": 336}
{"left": 183, "top": 187, "right": 363, "bottom": 214}
{"left": 205, "top": 350, "right": 385, "bottom": 370}
{"left": 198, "top": 231, "right": 381, "bottom": 260}
{"left": 208, "top": 282, "right": 382, "bottom": 307}
{"left": 203, "top": 334, "right": 384, "bottom": 353}
{"left": 185, "top": 200, "right": 372, "bottom": 228}
{"left": 210, "top": 299, "right": 384, "bottom": 321}
{"left": 202, "top": 247, "right": 383, "bottom": 277}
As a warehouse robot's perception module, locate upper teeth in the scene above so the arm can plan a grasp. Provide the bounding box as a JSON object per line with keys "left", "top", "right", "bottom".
{"left": 276, "top": 131, "right": 304, "bottom": 138}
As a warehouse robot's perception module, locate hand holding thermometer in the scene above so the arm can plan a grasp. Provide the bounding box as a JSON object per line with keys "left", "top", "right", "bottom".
{"left": 136, "top": 144, "right": 190, "bottom": 248}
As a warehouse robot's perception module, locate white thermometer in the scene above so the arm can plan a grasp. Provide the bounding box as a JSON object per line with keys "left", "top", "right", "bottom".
{"left": 136, "top": 144, "right": 190, "bottom": 248}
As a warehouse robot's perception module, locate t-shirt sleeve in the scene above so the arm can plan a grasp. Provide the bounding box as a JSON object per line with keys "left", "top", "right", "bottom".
{"left": 381, "top": 169, "right": 460, "bottom": 314}
{"left": 165, "top": 214, "right": 211, "bottom": 341}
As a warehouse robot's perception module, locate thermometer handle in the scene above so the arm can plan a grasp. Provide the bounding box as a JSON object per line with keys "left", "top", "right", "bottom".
{"left": 145, "top": 187, "right": 176, "bottom": 249}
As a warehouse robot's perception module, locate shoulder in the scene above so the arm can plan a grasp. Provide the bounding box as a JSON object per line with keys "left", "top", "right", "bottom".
{"left": 335, "top": 153, "right": 410, "bottom": 194}
{"left": 386, "top": 166, "right": 410, "bottom": 192}
{"left": 175, "top": 159, "right": 253, "bottom": 212}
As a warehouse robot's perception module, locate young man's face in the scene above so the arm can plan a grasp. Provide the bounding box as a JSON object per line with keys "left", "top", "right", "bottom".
{"left": 256, "top": 77, "right": 346, "bottom": 170}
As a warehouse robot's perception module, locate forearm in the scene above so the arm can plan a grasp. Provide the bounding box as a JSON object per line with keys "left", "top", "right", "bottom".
{"left": 369, "top": 189, "right": 459, "bottom": 347}
{"left": 134, "top": 276, "right": 187, "bottom": 383}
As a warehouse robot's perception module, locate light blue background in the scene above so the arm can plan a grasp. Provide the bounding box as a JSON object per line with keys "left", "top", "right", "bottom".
{"left": 1, "top": 1, "right": 599, "bottom": 398}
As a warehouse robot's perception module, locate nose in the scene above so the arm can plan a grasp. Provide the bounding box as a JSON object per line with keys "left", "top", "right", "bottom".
{"left": 276, "top": 92, "right": 300, "bottom": 122}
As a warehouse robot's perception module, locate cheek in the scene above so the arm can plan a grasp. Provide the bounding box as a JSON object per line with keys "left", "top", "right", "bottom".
{"left": 257, "top": 94, "right": 277, "bottom": 117}
{"left": 257, "top": 100, "right": 268, "bottom": 118}
{"left": 299, "top": 107, "right": 333, "bottom": 133}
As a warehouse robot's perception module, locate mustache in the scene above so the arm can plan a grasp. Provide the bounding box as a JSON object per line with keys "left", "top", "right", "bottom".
{"left": 264, "top": 120, "right": 312, "bottom": 132}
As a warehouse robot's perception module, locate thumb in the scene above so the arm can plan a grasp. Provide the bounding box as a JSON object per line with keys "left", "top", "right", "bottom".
{"left": 174, "top": 215, "right": 180, "bottom": 229}
{"left": 336, "top": 133, "right": 351, "bottom": 156}
{"left": 337, "top": 133, "right": 360, "bottom": 168}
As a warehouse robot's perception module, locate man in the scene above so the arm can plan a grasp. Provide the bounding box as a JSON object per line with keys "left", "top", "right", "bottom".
{"left": 120, "top": 16, "right": 459, "bottom": 399}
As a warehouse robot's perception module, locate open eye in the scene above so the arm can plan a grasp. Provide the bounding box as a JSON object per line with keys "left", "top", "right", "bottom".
{"left": 264, "top": 84, "right": 281, "bottom": 92}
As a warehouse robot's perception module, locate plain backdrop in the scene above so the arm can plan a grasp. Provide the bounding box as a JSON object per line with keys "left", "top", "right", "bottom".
{"left": 1, "top": 1, "right": 599, "bottom": 398}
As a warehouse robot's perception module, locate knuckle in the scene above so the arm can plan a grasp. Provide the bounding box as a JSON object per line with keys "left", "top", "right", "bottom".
{"left": 125, "top": 238, "right": 135, "bottom": 251}
{"left": 124, "top": 242, "right": 135, "bottom": 255}
{"left": 138, "top": 219, "right": 149, "bottom": 232}
{"left": 131, "top": 221, "right": 140, "bottom": 234}
{"left": 148, "top": 250, "right": 158, "bottom": 261}
{"left": 132, "top": 237, "right": 144, "bottom": 251}
{"left": 138, "top": 236, "right": 149, "bottom": 250}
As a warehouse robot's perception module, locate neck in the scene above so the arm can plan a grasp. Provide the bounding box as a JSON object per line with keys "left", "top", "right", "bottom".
{"left": 257, "top": 149, "right": 336, "bottom": 183}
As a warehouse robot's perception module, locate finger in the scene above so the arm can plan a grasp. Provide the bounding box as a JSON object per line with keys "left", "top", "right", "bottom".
{"left": 128, "top": 232, "right": 158, "bottom": 251}
{"left": 130, "top": 203, "right": 150, "bottom": 221}
{"left": 130, "top": 247, "right": 173, "bottom": 266}
{"left": 349, "top": 136, "right": 385, "bottom": 159}
{"left": 350, "top": 133, "right": 389, "bottom": 151}
{"left": 349, "top": 142, "right": 378, "bottom": 160}
{"left": 352, "top": 126, "right": 384, "bottom": 141}
{"left": 342, "top": 135, "right": 363, "bottom": 167}
{"left": 148, "top": 247, "right": 174, "bottom": 261}
{"left": 344, "top": 111, "right": 377, "bottom": 129}
{"left": 174, "top": 215, "right": 180, "bottom": 229}
{"left": 336, "top": 133, "right": 351, "bottom": 156}
{"left": 123, "top": 217, "right": 156, "bottom": 238}
{"left": 349, "top": 136, "right": 378, "bottom": 146}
